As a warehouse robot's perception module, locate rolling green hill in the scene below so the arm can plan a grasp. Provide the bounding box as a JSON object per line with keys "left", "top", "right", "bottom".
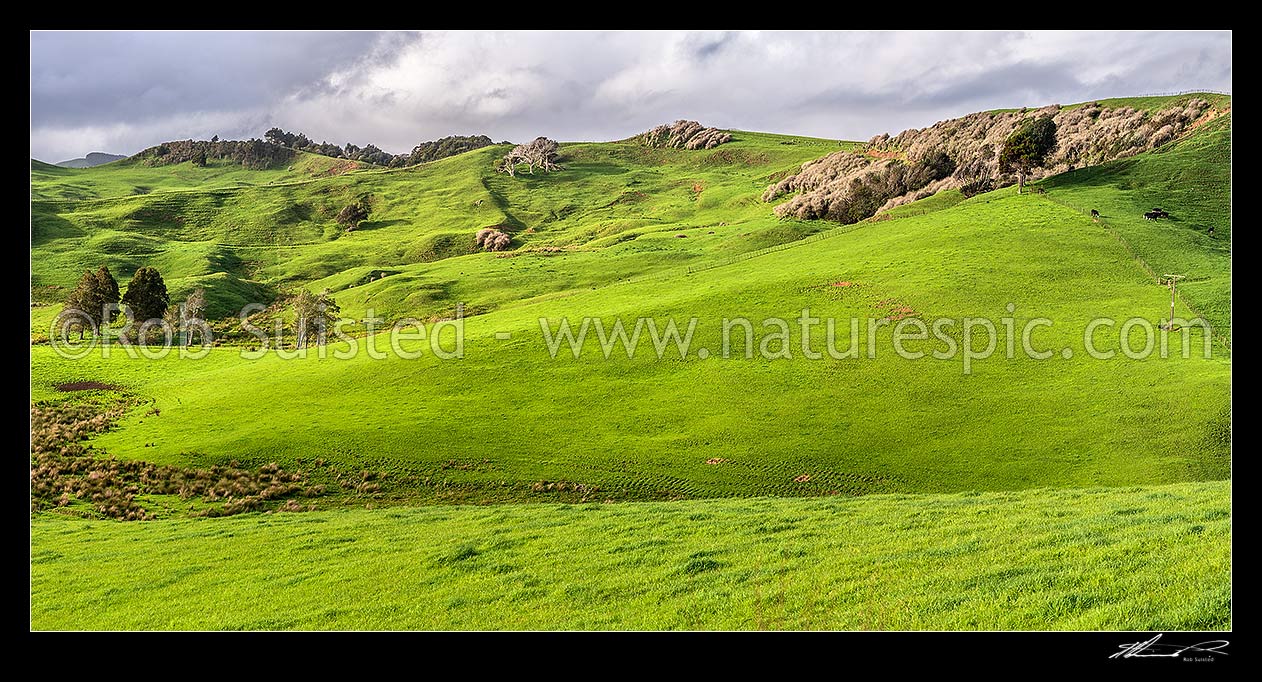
{"left": 32, "top": 132, "right": 854, "bottom": 319}
{"left": 29, "top": 95, "right": 1232, "bottom": 631}
{"left": 31, "top": 151, "right": 372, "bottom": 202}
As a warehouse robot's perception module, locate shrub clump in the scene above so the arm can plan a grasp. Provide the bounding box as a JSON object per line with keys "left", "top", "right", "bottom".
{"left": 30, "top": 403, "right": 322, "bottom": 520}
{"left": 765, "top": 150, "right": 957, "bottom": 222}
{"left": 475, "top": 227, "right": 512, "bottom": 251}
{"left": 959, "top": 177, "right": 995, "bottom": 198}
{"left": 640, "top": 120, "right": 733, "bottom": 150}
{"left": 336, "top": 198, "right": 371, "bottom": 231}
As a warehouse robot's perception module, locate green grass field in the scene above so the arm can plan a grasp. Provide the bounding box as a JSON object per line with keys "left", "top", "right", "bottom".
{"left": 987, "top": 91, "right": 1232, "bottom": 114}
{"left": 31, "top": 481, "right": 1229, "bottom": 630}
{"left": 30, "top": 94, "right": 1232, "bottom": 630}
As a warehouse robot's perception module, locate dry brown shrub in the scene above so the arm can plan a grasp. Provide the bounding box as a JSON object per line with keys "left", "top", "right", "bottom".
{"left": 768, "top": 99, "right": 1216, "bottom": 222}
{"left": 641, "top": 120, "right": 733, "bottom": 150}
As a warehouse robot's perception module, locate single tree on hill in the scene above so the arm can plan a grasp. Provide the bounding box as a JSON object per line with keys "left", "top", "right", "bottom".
{"left": 497, "top": 137, "right": 562, "bottom": 176}
{"left": 122, "top": 266, "right": 170, "bottom": 325}
{"left": 183, "top": 287, "right": 206, "bottom": 323}
{"left": 292, "top": 288, "right": 341, "bottom": 348}
{"left": 336, "top": 199, "right": 371, "bottom": 231}
{"left": 165, "top": 287, "right": 208, "bottom": 346}
{"left": 999, "top": 116, "right": 1058, "bottom": 193}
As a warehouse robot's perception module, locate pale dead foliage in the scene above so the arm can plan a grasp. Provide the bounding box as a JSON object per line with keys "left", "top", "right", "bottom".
{"left": 476, "top": 227, "right": 512, "bottom": 251}
{"left": 641, "top": 120, "right": 734, "bottom": 150}
{"left": 498, "top": 137, "right": 562, "bottom": 176}
{"left": 768, "top": 99, "right": 1217, "bottom": 221}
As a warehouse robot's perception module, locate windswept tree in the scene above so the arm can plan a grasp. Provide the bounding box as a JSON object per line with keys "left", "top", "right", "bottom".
{"left": 121, "top": 267, "right": 169, "bottom": 325}
{"left": 999, "top": 116, "right": 1058, "bottom": 193}
{"left": 292, "top": 288, "right": 341, "bottom": 348}
{"left": 497, "top": 137, "right": 562, "bottom": 176}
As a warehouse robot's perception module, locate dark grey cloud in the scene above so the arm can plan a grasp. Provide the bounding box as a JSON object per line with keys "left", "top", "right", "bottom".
{"left": 685, "top": 31, "right": 735, "bottom": 61}
{"left": 30, "top": 30, "right": 1231, "bottom": 163}
{"left": 32, "top": 31, "right": 389, "bottom": 126}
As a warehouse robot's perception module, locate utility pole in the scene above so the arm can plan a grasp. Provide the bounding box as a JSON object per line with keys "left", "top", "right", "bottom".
{"left": 1162, "top": 274, "right": 1185, "bottom": 330}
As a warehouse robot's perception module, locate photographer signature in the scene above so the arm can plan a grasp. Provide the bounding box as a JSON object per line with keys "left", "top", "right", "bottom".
{"left": 1111, "top": 634, "right": 1230, "bottom": 659}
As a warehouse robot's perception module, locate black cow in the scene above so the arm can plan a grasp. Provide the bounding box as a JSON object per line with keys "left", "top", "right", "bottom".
{"left": 1090, "top": 209, "right": 1100, "bottom": 218}
{"left": 1208, "top": 226, "right": 1216, "bottom": 238}
{"left": 1144, "top": 211, "right": 1160, "bottom": 220}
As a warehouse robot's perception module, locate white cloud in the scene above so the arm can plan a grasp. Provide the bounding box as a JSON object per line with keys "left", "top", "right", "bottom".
{"left": 30, "top": 30, "right": 1231, "bottom": 162}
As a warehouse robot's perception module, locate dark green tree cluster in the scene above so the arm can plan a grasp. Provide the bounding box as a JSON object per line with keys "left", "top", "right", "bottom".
{"left": 402, "top": 135, "right": 494, "bottom": 165}
{"left": 337, "top": 141, "right": 390, "bottom": 165}
{"left": 138, "top": 138, "right": 295, "bottom": 170}
{"left": 264, "top": 128, "right": 492, "bottom": 167}
{"left": 60, "top": 266, "right": 182, "bottom": 342}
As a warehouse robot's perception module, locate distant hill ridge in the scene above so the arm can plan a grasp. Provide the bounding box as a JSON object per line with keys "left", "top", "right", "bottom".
{"left": 119, "top": 131, "right": 498, "bottom": 171}
{"left": 55, "top": 152, "right": 126, "bottom": 168}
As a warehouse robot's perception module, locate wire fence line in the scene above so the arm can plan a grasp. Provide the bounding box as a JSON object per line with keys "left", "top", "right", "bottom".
{"left": 1123, "top": 89, "right": 1232, "bottom": 98}
{"left": 682, "top": 222, "right": 873, "bottom": 276}
{"left": 625, "top": 204, "right": 934, "bottom": 287}
{"left": 1037, "top": 193, "right": 1229, "bottom": 350}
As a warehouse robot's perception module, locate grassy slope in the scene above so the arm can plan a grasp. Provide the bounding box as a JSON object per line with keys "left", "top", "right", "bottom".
{"left": 31, "top": 187, "right": 1230, "bottom": 502}
{"left": 31, "top": 481, "right": 1230, "bottom": 630}
{"left": 874, "top": 111, "right": 1232, "bottom": 342}
{"left": 1040, "top": 114, "right": 1232, "bottom": 341}
{"left": 987, "top": 92, "right": 1232, "bottom": 114}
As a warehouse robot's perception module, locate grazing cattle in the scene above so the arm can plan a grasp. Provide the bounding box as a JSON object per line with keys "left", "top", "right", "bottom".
{"left": 1144, "top": 211, "right": 1160, "bottom": 220}
{"left": 1090, "top": 209, "right": 1100, "bottom": 218}
{"left": 1208, "top": 226, "right": 1216, "bottom": 237}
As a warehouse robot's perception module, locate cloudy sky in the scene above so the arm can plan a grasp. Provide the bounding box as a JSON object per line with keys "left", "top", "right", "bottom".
{"left": 30, "top": 30, "right": 1231, "bottom": 163}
